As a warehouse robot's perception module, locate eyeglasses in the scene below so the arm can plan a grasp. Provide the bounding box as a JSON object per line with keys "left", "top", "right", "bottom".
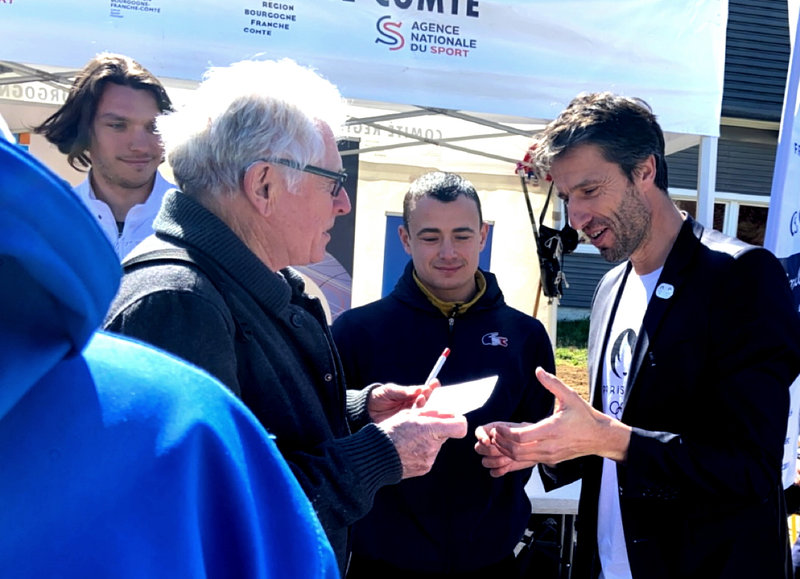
{"left": 259, "top": 157, "right": 348, "bottom": 198}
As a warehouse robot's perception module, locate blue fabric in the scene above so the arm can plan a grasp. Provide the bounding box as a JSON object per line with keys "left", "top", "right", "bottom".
{"left": 0, "top": 138, "right": 119, "bottom": 420}
{"left": 0, "top": 137, "right": 338, "bottom": 577}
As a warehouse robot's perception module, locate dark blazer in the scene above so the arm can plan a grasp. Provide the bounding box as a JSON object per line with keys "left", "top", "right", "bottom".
{"left": 569, "top": 216, "right": 800, "bottom": 578}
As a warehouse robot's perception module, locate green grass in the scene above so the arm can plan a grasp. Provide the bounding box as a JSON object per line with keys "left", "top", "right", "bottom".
{"left": 555, "top": 319, "right": 589, "bottom": 367}
{"left": 555, "top": 346, "right": 588, "bottom": 367}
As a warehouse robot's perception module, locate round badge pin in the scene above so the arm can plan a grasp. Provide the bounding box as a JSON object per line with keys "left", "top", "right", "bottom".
{"left": 655, "top": 283, "right": 674, "bottom": 299}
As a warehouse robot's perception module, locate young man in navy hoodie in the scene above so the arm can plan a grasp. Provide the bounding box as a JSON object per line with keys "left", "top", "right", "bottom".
{"left": 333, "top": 171, "right": 555, "bottom": 577}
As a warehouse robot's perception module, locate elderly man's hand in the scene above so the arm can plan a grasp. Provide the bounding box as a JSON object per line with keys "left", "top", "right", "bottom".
{"left": 367, "top": 381, "right": 438, "bottom": 423}
{"left": 378, "top": 408, "right": 467, "bottom": 479}
{"left": 476, "top": 368, "right": 632, "bottom": 469}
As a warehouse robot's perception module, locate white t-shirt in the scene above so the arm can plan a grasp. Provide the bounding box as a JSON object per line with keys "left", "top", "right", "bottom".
{"left": 597, "top": 266, "right": 661, "bottom": 579}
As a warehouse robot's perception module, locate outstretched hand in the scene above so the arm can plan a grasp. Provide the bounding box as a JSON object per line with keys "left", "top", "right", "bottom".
{"left": 474, "top": 367, "right": 631, "bottom": 475}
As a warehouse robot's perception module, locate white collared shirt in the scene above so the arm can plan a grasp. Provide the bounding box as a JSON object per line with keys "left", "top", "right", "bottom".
{"left": 73, "top": 171, "right": 173, "bottom": 260}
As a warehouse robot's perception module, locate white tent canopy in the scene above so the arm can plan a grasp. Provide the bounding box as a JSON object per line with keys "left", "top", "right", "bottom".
{"left": 1, "top": 0, "right": 727, "bottom": 134}
{"left": 0, "top": 0, "right": 729, "bottom": 317}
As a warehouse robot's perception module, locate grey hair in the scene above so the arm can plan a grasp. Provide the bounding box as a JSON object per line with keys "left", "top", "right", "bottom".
{"left": 156, "top": 58, "right": 347, "bottom": 197}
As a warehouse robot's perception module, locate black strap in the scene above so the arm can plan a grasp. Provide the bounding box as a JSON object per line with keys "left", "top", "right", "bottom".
{"left": 521, "top": 177, "right": 572, "bottom": 301}
{"left": 123, "top": 247, "right": 253, "bottom": 341}
{"left": 520, "top": 175, "right": 542, "bottom": 245}
{"left": 539, "top": 181, "right": 555, "bottom": 226}
{"left": 521, "top": 176, "right": 559, "bottom": 240}
{"left": 124, "top": 247, "right": 207, "bottom": 271}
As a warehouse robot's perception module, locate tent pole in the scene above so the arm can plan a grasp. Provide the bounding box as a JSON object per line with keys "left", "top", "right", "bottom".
{"left": 696, "top": 136, "right": 718, "bottom": 229}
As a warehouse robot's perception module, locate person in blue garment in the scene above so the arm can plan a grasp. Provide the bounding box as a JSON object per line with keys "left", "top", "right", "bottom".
{"left": 0, "top": 123, "right": 338, "bottom": 577}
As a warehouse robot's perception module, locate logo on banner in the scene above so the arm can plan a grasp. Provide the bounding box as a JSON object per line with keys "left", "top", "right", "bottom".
{"left": 376, "top": 15, "right": 405, "bottom": 50}
{"left": 373, "top": 15, "right": 478, "bottom": 58}
{"left": 790, "top": 211, "right": 799, "bottom": 237}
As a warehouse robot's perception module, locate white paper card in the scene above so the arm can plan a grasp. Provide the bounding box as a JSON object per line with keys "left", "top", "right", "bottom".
{"left": 424, "top": 375, "right": 498, "bottom": 416}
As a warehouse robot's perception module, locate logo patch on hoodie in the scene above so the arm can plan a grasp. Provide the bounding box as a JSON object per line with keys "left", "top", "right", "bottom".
{"left": 482, "top": 332, "right": 508, "bottom": 347}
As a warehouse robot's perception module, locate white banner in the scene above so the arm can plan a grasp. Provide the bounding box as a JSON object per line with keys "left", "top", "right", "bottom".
{"left": 0, "top": 0, "right": 726, "bottom": 136}
{"left": 765, "top": 6, "right": 800, "bottom": 489}
{"left": 766, "top": 9, "right": 800, "bottom": 273}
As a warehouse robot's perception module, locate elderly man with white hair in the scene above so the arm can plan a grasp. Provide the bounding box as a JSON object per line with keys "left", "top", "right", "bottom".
{"left": 104, "top": 58, "right": 467, "bottom": 574}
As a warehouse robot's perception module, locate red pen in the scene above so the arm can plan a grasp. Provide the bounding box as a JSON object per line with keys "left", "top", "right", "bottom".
{"left": 424, "top": 347, "right": 450, "bottom": 386}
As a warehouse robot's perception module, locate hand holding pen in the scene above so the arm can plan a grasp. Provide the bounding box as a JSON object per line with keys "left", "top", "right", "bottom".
{"left": 366, "top": 347, "right": 451, "bottom": 423}
{"left": 369, "top": 346, "right": 466, "bottom": 478}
